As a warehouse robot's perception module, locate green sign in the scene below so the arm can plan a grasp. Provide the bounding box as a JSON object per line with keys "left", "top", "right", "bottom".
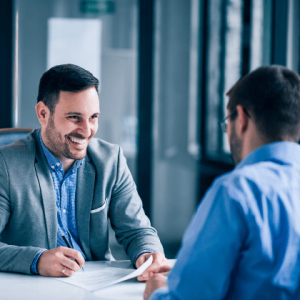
{"left": 80, "top": 0, "right": 115, "bottom": 15}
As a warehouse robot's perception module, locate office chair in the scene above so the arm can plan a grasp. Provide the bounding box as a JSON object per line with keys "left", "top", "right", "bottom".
{"left": 0, "top": 128, "right": 33, "bottom": 147}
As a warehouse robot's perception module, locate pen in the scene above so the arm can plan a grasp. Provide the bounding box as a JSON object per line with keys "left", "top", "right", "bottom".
{"left": 62, "top": 234, "right": 84, "bottom": 271}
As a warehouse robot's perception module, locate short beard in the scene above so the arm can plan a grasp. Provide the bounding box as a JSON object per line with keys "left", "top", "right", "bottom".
{"left": 44, "top": 115, "right": 87, "bottom": 161}
{"left": 230, "top": 122, "right": 242, "bottom": 166}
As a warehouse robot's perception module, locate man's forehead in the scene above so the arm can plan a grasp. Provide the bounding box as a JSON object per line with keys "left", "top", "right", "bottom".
{"left": 54, "top": 89, "right": 100, "bottom": 115}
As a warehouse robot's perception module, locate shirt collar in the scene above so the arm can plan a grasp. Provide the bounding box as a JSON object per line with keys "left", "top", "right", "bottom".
{"left": 235, "top": 141, "right": 300, "bottom": 170}
{"left": 39, "top": 134, "right": 84, "bottom": 173}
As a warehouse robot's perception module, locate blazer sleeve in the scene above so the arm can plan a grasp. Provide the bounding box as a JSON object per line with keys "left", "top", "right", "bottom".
{"left": 0, "top": 152, "right": 44, "bottom": 275}
{"left": 108, "top": 147, "right": 164, "bottom": 263}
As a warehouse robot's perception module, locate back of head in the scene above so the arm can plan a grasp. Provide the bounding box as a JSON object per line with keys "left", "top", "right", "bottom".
{"left": 37, "top": 64, "right": 99, "bottom": 113}
{"left": 227, "top": 65, "right": 300, "bottom": 142}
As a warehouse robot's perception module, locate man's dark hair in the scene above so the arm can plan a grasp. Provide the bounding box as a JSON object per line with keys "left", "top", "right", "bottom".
{"left": 37, "top": 64, "right": 99, "bottom": 113}
{"left": 227, "top": 65, "right": 300, "bottom": 142}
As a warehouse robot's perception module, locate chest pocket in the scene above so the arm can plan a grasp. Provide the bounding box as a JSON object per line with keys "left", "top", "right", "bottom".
{"left": 90, "top": 198, "right": 108, "bottom": 214}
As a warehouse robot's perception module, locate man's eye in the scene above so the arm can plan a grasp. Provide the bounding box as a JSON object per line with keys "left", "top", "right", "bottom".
{"left": 91, "top": 115, "right": 99, "bottom": 120}
{"left": 69, "top": 116, "right": 78, "bottom": 120}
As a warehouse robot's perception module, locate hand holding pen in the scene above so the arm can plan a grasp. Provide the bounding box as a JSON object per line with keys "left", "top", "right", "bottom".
{"left": 36, "top": 244, "right": 85, "bottom": 277}
{"left": 62, "top": 234, "right": 84, "bottom": 272}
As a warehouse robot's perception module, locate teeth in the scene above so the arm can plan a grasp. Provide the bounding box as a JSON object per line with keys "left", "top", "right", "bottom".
{"left": 69, "top": 137, "right": 85, "bottom": 144}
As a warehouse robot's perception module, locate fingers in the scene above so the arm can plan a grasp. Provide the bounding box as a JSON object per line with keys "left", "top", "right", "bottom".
{"left": 60, "top": 255, "right": 81, "bottom": 272}
{"left": 63, "top": 247, "right": 85, "bottom": 268}
{"left": 60, "top": 265, "right": 76, "bottom": 277}
{"left": 138, "top": 274, "right": 145, "bottom": 281}
{"left": 138, "top": 265, "right": 171, "bottom": 281}
{"left": 144, "top": 265, "right": 171, "bottom": 279}
{"left": 135, "top": 255, "right": 147, "bottom": 268}
{"left": 58, "top": 247, "right": 86, "bottom": 275}
{"left": 152, "top": 265, "right": 172, "bottom": 274}
{"left": 137, "top": 252, "right": 169, "bottom": 281}
{"left": 37, "top": 247, "right": 85, "bottom": 277}
{"left": 143, "top": 274, "right": 167, "bottom": 299}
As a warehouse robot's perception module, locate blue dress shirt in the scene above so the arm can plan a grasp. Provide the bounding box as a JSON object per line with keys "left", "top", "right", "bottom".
{"left": 151, "top": 142, "right": 300, "bottom": 300}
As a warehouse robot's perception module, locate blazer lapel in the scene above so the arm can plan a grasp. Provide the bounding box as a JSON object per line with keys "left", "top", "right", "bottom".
{"left": 34, "top": 133, "right": 57, "bottom": 250}
{"left": 76, "top": 154, "right": 96, "bottom": 261}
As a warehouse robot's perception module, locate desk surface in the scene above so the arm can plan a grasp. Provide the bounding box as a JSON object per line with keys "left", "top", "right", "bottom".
{"left": 1, "top": 260, "right": 175, "bottom": 300}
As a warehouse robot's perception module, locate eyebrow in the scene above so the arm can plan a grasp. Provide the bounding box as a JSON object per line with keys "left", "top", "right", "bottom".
{"left": 65, "top": 112, "right": 100, "bottom": 116}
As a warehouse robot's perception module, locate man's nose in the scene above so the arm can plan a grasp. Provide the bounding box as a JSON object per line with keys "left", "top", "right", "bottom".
{"left": 79, "top": 120, "right": 91, "bottom": 138}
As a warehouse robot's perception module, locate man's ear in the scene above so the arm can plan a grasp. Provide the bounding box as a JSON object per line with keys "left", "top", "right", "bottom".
{"left": 35, "top": 101, "right": 50, "bottom": 126}
{"left": 235, "top": 105, "right": 249, "bottom": 137}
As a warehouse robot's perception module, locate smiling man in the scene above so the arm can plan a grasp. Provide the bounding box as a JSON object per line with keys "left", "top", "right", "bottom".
{"left": 0, "top": 64, "right": 166, "bottom": 277}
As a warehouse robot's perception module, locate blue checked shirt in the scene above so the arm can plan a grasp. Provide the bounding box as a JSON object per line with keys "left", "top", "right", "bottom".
{"left": 30, "top": 136, "right": 153, "bottom": 274}
{"left": 30, "top": 136, "right": 86, "bottom": 274}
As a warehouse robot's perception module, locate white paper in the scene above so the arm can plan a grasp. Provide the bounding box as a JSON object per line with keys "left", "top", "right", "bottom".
{"left": 55, "top": 255, "right": 153, "bottom": 292}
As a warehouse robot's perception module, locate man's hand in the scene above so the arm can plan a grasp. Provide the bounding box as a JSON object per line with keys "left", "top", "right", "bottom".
{"left": 136, "top": 252, "right": 168, "bottom": 281}
{"left": 143, "top": 274, "right": 167, "bottom": 300}
{"left": 37, "top": 246, "right": 85, "bottom": 277}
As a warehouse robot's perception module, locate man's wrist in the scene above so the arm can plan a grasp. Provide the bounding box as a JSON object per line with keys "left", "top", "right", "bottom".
{"left": 149, "top": 287, "right": 170, "bottom": 300}
{"left": 30, "top": 249, "right": 47, "bottom": 275}
{"left": 133, "top": 249, "right": 156, "bottom": 268}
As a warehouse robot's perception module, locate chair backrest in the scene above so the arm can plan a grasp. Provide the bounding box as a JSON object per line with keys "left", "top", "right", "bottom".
{"left": 0, "top": 128, "right": 33, "bottom": 147}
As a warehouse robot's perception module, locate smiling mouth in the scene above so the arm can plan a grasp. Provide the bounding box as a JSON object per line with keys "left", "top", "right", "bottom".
{"left": 68, "top": 136, "right": 86, "bottom": 145}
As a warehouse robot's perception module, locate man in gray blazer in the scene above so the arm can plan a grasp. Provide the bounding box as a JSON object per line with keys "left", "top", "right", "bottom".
{"left": 0, "top": 64, "right": 166, "bottom": 278}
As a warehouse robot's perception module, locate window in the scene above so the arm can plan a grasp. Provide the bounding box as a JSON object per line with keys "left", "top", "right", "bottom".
{"left": 203, "top": 0, "right": 273, "bottom": 161}
{"left": 14, "top": 0, "right": 139, "bottom": 178}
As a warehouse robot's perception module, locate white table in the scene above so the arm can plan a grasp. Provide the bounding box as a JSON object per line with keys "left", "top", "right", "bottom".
{"left": 0, "top": 260, "right": 175, "bottom": 300}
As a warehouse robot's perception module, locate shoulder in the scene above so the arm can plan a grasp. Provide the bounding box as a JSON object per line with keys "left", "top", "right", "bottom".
{"left": 225, "top": 160, "right": 294, "bottom": 194}
{"left": 0, "top": 130, "right": 39, "bottom": 178}
{"left": 87, "top": 138, "right": 132, "bottom": 187}
{"left": 0, "top": 130, "right": 37, "bottom": 162}
{"left": 87, "top": 138, "right": 120, "bottom": 158}
{"left": 212, "top": 164, "right": 266, "bottom": 201}
{"left": 87, "top": 138, "right": 124, "bottom": 169}
{"left": 210, "top": 160, "right": 297, "bottom": 211}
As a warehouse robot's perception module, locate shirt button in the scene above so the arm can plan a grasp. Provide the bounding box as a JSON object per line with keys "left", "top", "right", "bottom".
{"left": 63, "top": 209, "right": 66, "bottom": 213}
{"left": 51, "top": 165, "right": 55, "bottom": 169}
{"left": 56, "top": 163, "right": 60, "bottom": 166}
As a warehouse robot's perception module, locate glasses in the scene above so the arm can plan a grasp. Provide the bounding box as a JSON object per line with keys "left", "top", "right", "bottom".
{"left": 219, "top": 108, "right": 250, "bottom": 133}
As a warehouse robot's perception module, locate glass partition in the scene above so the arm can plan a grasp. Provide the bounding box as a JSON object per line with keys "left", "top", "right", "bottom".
{"left": 151, "top": 0, "right": 201, "bottom": 252}
{"left": 14, "top": 0, "right": 138, "bottom": 179}
{"left": 204, "top": 0, "right": 273, "bottom": 160}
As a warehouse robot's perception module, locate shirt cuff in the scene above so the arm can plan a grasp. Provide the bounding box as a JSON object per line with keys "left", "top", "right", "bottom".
{"left": 133, "top": 249, "right": 156, "bottom": 268}
{"left": 150, "top": 287, "right": 171, "bottom": 300}
{"left": 30, "top": 249, "right": 47, "bottom": 275}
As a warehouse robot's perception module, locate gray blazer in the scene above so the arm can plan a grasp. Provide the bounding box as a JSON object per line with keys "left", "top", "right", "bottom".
{"left": 0, "top": 129, "right": 163, "bottom": 274}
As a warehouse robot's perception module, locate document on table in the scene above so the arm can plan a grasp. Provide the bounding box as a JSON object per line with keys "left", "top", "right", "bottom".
{"left": 55, "top": 255, "right": 153, "bottom": 292}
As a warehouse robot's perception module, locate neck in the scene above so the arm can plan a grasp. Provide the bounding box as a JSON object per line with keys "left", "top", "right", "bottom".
{"left": 61, "top": 158, "right": 75, "bottom": 173}
{"left": 241, "top": 129, "right": 266, "bottom": 160}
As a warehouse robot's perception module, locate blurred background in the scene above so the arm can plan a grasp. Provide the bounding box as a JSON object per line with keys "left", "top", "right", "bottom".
{"left": 0, "top": 0, "right": 299, "bottom": 259}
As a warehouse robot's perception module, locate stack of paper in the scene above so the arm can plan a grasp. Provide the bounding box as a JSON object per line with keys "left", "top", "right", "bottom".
{"left": 55, "top": 255, "right": 153, "bottom": 292}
